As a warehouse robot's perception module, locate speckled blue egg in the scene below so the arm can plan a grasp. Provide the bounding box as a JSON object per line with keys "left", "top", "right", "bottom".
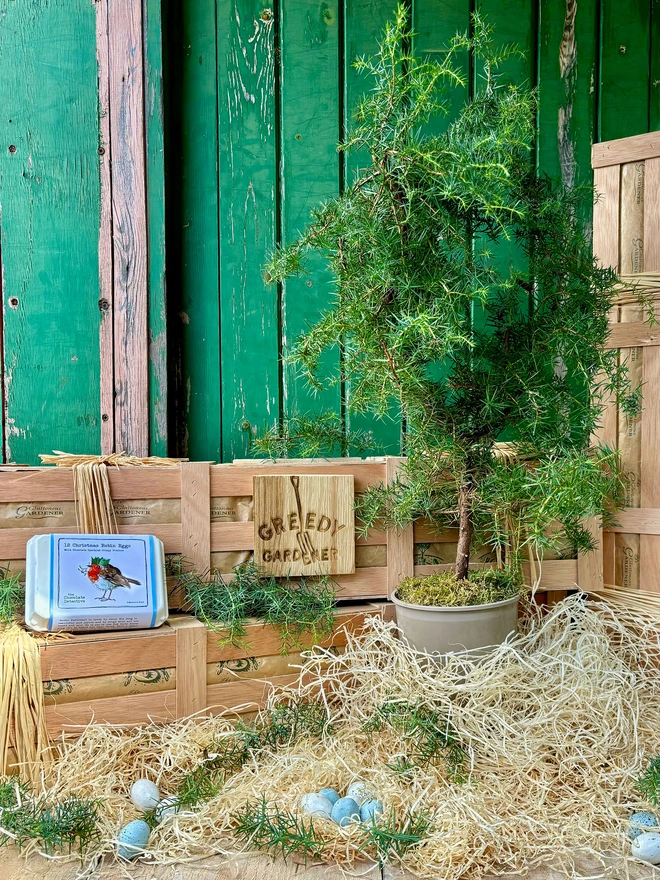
{"left": 360, "top": 799, "right": 384, "bottom": 823}
{"left": 117, "top": 819, "right": 150, "bottom": 860}
{"left": 632, "top": 832, "right": 660, "bottom": 864}
{"left": 331, "top": 796, "right": 361, "bottom": 827}
{"left": 318, "top": 787, "right": 340, "bottom": 806}
{"left": 629, "top": 812, "right": 658, "bottom": 840}
{"left": 300, "top": 793, "right": 334, "bottom": 819}
{"left": 345, "top": 781, "right": 373, "bottom": 807}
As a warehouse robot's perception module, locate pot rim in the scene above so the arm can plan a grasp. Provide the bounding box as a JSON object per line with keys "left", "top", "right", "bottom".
{"left": 391, "top": 591, "right": 520, "bottom": 613}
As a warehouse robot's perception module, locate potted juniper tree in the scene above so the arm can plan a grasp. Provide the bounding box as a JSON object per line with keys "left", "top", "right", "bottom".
{"left": 256, "top": 8, "right": 640, "bottom": 653}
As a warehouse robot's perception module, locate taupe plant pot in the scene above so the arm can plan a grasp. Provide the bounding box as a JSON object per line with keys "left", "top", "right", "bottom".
{"left": 391, "top": 592, "right": 519, "bottom": 655}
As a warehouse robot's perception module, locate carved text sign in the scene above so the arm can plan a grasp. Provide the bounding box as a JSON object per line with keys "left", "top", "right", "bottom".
{"left": 253, "top": 474, "right": 355, "bottom": 576}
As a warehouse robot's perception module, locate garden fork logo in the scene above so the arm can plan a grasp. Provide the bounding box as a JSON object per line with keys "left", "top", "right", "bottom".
{"left": 257, "top": 475, "right": 347, "bottom": 567}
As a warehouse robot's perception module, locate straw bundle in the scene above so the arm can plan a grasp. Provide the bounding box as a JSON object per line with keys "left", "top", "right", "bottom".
{"left": 38, "top": 595, "right": 660, "bottom": 876}
{"left": 38, "top": 450, "right": 183, "bottom": 534}
{"left": 614, "top": 271, "right": 660, "bottom": 306}
{"left": 0, "top": 625, "right": 51, "bottom": 785}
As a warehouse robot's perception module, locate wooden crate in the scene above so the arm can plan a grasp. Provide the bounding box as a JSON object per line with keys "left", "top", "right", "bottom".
{"left": 593, "top": 130, "right": 660, "bottom": 593}
{"left": 0, "top": 458, "right": 578, "bottom": 601}
{"left": 38, "top": 605, "right": 384, "bottom": 737}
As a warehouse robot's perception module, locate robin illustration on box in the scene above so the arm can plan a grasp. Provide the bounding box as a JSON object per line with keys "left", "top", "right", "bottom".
{"left": 79, "top": 556, "right": 141, "bottom": 602}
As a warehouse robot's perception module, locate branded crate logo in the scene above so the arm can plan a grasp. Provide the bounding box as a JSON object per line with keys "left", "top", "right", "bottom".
{"left": 253, "top": 474, "right": 355, "bottom": 576}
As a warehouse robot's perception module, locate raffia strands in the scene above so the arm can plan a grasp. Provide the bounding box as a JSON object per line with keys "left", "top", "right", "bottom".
{"left": 615, "top": 271, "right": 660, "bottom": 305}
{"left": 38, "top": 451, "right": 183, "bottom": 534}
{"left": 38, "top": 595, "right": 660, "bottom": 877}
{"left": 39, "top": 451, "right": 184, "bottom": 468}
{"left": 71, "top": 461, "right": 118, "bottom": 534}
{"left": 0, "top": 626, "right": 51, "bottom": 786}
{"left": 596, "top": 585, "right": 660, "bottom": 619}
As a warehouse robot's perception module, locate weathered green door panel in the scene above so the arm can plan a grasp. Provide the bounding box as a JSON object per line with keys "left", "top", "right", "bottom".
{"left": 217, "top": 1, "right": 280, "bottom": 461}
{"left": 145, "top": 0, "right": 168, "bottom": 457}
{"left": 0, "top": 0, "right": 101, "bottom": 463}
{"left": 650, "top": 0, "right": 660, "bottom": 132}
{"left": 165, "top": 0, "right": 221, "bottom": 462}
{"left": 279, "top": 0, "right": 342, "bottom": 448}
{"left": 344, "top": 0, "right": 403, "bottom": 455}
{"left": 599, "top": 0, "right": 651, "bottom": 142}
{"left": 537, "top": 0, "right": 597, "bottom": 207}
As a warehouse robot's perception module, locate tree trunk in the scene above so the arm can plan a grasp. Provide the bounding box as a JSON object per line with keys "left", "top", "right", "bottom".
{"left": 455, "top": 482, "right": 474, "bottom": 581}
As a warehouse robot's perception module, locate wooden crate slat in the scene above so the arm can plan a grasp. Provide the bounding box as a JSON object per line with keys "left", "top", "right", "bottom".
{"left": 205, "top": 606, "right": 383, "bottom": 663}
{"left": 45, "top": 690, "right": 175, "bottom": 734}
{"left": 592, "top": 132, "right": 660, "bottom": 167}
{"left": 593, "top": 165, "right": 620, "bottom": 269}
{"left": 39, "top": 625, "right": 177, "bottom": 681}
{"left": 181, "top": 461, "right": 212, "bottom": 573}
{"left": 210, "top": 462, "right": 386, "bottom": 496}
{"left": 606, "top": 322, "right": 660, "bottom": 348}
{"left": 386, "top": 457, "right": 413, "bottom": 598}
{"left": 415, "top": 560, "right": 579, "bottom": 590}
{"left": 607, "top": 509, "right": 660, "bottom": 534}
{"left": 170, "top": 615, "right": 208, "bottom": 718}
{"left": 0, "top": 467, "right": 182, "bottom": 502}
{"left": 639, "top": 157, "right": 660, "bottom": 591}
{"left": 414, "top": 522, "right": 459, "bottom": 543}
{"left": 0, "top": 523, "right": 183, "bottom": 559}
{"left": 334, "top": 567, "right": 387, "bottom": 598}
{"left": 205, "top": 674, "right": 301, "bottom": 714}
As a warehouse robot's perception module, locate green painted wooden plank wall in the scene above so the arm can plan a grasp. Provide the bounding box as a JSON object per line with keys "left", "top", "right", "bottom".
{"left": 0, "top": 0, "right": 166, "bottom": 464}
{"left": 168, "top": 0, "right": 660, "bottom": 463}
{"left": 0, "top": 1, "right": 658, "bottom": 463}
{"left": 0, "top": 0, "right": 102, "bottom": 463}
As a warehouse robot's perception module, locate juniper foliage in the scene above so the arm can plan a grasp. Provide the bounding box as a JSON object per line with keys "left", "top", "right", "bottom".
{"left": 262, "top": 7, "right": 642, "bottom": 577}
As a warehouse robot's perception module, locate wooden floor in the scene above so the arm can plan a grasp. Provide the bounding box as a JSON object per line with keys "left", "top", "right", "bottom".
{"left": 1, "top": 852, "right": 657, "bottom": 880}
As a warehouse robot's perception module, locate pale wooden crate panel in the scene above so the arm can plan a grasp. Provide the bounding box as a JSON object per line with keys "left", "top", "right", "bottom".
{"left": 39, "top": 605, "right": 385, "bottom": 737}
{"left": 593, "top": 130, "right": 660, "bottom": 594}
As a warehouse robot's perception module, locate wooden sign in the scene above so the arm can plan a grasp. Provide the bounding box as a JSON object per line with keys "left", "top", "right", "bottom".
{"left": 253, "top": 474, "right": 355, "bottom": 576}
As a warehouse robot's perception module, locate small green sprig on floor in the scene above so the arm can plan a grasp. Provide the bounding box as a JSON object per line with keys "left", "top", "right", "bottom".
{"left": 0, "top": 778, "right": 100, "bottom": 854}
{"left": 637, "top": 755, "right": 660, "bottom": 805}
{"left": 364, "top": 700, "right": 466, "bottom": 780}
{"left": 0, "top": 569, "right": 23, "bottom": 626}
{"left": 361, "top": 806, "right": 432, "bottom": 862}
{"left": 233, "top": 796, "right": 325, "bottom": 861}
{"left": 171, "top": 700, "right": 333, "bottom": 812}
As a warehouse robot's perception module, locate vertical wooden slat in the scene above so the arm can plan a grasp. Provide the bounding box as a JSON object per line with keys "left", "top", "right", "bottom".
{"left": 344, "top": 0, "right": 402, "bottom": 456}
{"left": 108, "top": 0, "right": 149, "bottom": 456}
{"left": 616, "top": 162, "right": 645, "bottom": 591}
{"left": 385, "top": 457, "right": 413, "bottom": 598}
{"left": 180, "top": 461, "right": 211, "bottom": 575}
{"left": 144, "top": 0, "right": 168, "bottom": 456}
{"left": 217, "top": 1, "right": 280, "bottom": 462}
{"left": 0, "top": 0, "right": 102, "bottom": 463}
{"left": 537, "top": 0, "right": 598, "bottom": 200}
{"left": 640, "top": 156, "right": 660, "bottom": 592}
{"left": 599, "top": 0, "right": 652, "bottom": 143}
{"left": 644, "top": 158, "right": 660, "bottom": 270}
{"left": 279, "top": 0, "right": 341, "bottom": 443}
{"left": 577, "top": 517, "right": 603, "bottom": 591}
{"left": 592, "top": 165, "right": 620, "bottom": 586}
{"left": 96, "top": 0, "right": 115, "bottom": 454}
{"left": 170, "top": 616, "right": 208, "bottom": 719}
{"left": 174, "top": 0, "right": 221, "bottom": 462}
{"left": 592, "top": 165, "right": 621, "bottom": 269}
